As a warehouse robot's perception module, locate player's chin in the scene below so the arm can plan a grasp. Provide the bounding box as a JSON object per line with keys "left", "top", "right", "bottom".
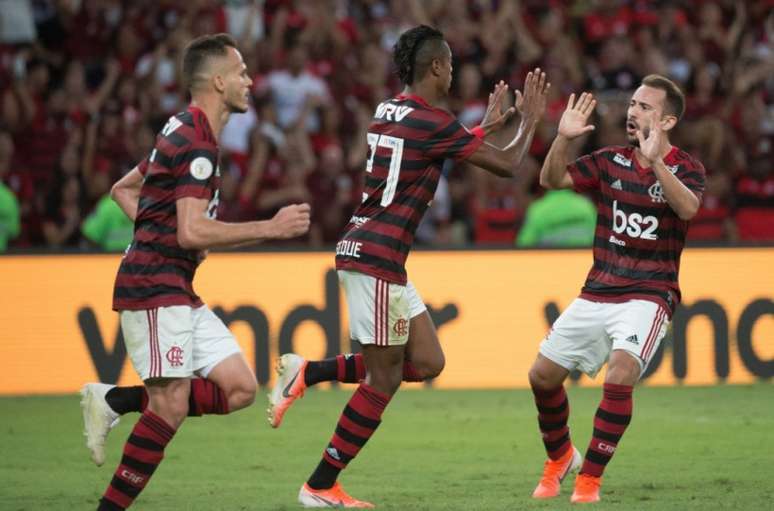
{"left": 627, "top": 133, "right": 639, "bottom": 147}
{"left": 228, "top": 100, "right": 249, "bottom": 114}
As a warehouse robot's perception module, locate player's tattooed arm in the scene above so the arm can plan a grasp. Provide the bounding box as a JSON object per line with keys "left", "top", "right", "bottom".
{"left": 110, "top": 167, "right": 145, "bottom": 221}
{"left": 466, "top": 68, "right": 550, "bottom": 177}
{"left": 539, "top": 92, "right": 596, "bottom": 189}
{"left": 176, "top": 197, "right": 311, "bottom": 250}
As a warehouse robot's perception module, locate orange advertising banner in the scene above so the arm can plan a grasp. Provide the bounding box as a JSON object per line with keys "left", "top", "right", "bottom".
{"left": 0, "top": 248, "right": 772, "bottom": 395}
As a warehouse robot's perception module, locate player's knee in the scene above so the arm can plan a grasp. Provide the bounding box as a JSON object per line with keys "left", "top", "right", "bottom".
{"left": 152, "top": 398, "right": 189, "bottom": 427}
{"left": 606, "top": 350, "right": 641, "bottom": 385}
{"left": 381, "top": 376, "right": 402, "bottom": 395}
{"left": 606, "top": 361, "right": 641, "bottom": 385}
{"left": 528, "top": 366, "right": 554, "bottom": 392}
{"left": 419, "top": 352, "right": 445, "bottom": 379}
{"left": 369, "top": 367, "right": 403, "bottom": 395}
{"left": 229, "top": 379, "right": 257, "bottom": 410}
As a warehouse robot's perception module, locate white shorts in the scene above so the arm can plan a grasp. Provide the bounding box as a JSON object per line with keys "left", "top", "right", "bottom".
{"left": 120, "top": 305, "right": 242, "bottom": 381}
{"left": 539, "top": 298, "right": 670, "bottom": 378}
{"left": 338, "top": 270, "right": 427, "bottom": 346}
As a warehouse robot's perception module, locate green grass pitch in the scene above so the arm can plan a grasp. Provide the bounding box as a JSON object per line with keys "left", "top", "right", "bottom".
{"left": 1, "top": 384, "right": 772, "bottom": 510}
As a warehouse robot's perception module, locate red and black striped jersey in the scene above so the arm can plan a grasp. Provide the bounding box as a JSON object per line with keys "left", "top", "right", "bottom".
{"left": 113, "top": 106, "right": 220, "bottom": 311}
{"left": 567, "top": 145, "right": 705, "bottom": 315}
{"left": 335, "top": 93, "right": 482, "bottom": 284}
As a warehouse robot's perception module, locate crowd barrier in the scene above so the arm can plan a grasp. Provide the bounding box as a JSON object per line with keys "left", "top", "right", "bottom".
{"left": 0, "top": 248, "right": 771, "bottom": 394}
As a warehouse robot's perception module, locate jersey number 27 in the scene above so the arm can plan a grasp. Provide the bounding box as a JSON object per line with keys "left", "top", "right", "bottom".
{"left": 365, "top": 133, "right": 404, "bottom": 207}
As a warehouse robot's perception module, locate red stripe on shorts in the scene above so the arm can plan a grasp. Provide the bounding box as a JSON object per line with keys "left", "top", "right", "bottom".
{"left": 642, "top": 307, "right": 666, "bottom": 362}
{"left": 150, "top": 308, "right": 161, "bottom": 378}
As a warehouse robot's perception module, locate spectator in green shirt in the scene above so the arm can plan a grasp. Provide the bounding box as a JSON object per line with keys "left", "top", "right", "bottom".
{"left": 0, "top": 132, "right": 20, "bottom": 251}
{"left": 81, "top": 194, "right": 134, "bottom": 251}
{"left": 0, "top": 182, "right": 20, "bottom": 251}
{"left": 516, "top": 189, "right": 596, "bottom": 247}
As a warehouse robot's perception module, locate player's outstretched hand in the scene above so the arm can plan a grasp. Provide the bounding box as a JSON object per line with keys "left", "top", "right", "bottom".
{"left": 516, "top": 67, "right": 550, "bottom": 124}
{"left": 479, "top": 80, "right": 516, "bottom": 135}
{"left": 271, "top": 203, "right": 311, "bottom": 239}
{"left": 558, "top": 92, "right": 596, "bottom": 140}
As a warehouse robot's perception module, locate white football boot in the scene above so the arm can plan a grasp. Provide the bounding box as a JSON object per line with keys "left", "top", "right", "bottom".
{"left": 80, "top": 383, "right": 120, "bottom": 466}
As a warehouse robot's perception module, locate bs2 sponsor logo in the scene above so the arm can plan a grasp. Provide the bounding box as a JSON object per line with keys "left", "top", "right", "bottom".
{"left": 612, "top": 200, "right": 658, "bottom": 240}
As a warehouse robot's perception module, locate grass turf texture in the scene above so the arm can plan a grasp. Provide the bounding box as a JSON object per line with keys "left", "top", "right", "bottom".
{"left": 1, "top": 384, "right": 771, "bottom": 510}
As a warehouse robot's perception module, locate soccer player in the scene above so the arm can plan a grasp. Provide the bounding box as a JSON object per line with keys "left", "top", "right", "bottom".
{"left": 80, "top": 33, "right": 310, "bottom": 510}
{"left": 529, "top": 75, "right": 705, "bottom": 503}
{"left": 266, "top": 81, "right": 522, "bottom": 429}
{"left": 271, "top": 25, "right": 550, "bottom": 508}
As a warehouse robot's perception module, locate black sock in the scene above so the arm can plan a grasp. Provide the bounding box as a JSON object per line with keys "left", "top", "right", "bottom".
{"left": 105, "top": 386, "right": 145, "bottom": 415}
{"left": 304, "top": 359, "right": 339, "bottom": 386}
{"left": 306, "top": 459, "right": 342, "bottom": 490}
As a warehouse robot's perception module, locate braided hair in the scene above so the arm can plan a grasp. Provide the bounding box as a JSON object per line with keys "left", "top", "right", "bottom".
{"left": 393, "top": 25, "right": 445, "bottom": 85}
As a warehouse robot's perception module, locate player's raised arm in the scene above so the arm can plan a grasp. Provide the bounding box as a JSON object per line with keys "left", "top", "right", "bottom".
{"left": 636, "top": 115, "right": 700, "bottom": 220}
{"left": 176, "top": 198, "right": 310, "bottom": 250}
{"left": 466, "top": 68, "right": 550, "bottom": 177}
{"left": 539, "top": 92, "right": 597, "bottom": 189}
{"left": 110, "top": 165, "right": 145, "bottom": 221}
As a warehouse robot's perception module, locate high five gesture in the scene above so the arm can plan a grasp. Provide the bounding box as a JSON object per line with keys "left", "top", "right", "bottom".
{"left": 558, "top": 92, "right": 597, "bottom": 140}
{"left": 519, "top": 68, "right": 551, "bottom": 125}
{"left": 540, "top": 91, "right": 597, "bottom": 189}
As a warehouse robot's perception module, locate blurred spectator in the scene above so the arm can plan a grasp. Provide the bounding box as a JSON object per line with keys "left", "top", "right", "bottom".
{"left": 0, "top": 131, "right": 21, "bottom": 251}
{"left": 0, "top": 0, "right": 36, "bottom": 44}
{"left": 307, "top": 143, "right": 358, "bottom": 246}
{"left": 734, "top": 150, "right": 774, "bottom": 242}
{"left": 81, "top": 194, "right": 134, "bottom": 252}
{"left": 265, "top": 42, "right": 331, "bottom": 133}
{"left": 1, "top": 0, "right": 772, "bottom": 251}
{"left": 516, "top": 189, "right": 596, "bottom": 248}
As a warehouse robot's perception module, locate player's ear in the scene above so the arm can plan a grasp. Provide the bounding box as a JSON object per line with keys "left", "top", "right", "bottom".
{"left": 660, "top": 114, "right": 677, "bottom": 132}
{"left": 431, "top": 58, "right": 442, "bottom": 78}
{"left": 212, "top": 72, "right": 226, "bottom": 93}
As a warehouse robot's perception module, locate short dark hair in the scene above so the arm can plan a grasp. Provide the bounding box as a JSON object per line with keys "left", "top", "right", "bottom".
{"left": 182, "top": 33, "right": 238, "bottom": 92}
{"left": 642, "top": 74, "right": 685, "bottom": 121}
{"left": 393, "top": 25, "right": 446, "bottom": 85}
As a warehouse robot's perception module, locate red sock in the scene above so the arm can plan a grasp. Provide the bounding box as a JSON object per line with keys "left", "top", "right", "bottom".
{"left": 306, "top": 383, "right": 391, "bottom": 489}
{"left": 187, "top": 378, "right": 229, "bottom": 416}
{"left": 98, "top": 410, "right": 176, "bottom": 510}
{"left": 335, "top": 353, "right": 366, "bottom": 383}
{"left": 580, "top": 383, "right": 633, "bottom": 477}
{"left": 335, "top": 353, "right": 423, "bottom": 383}
{"left": 107, "top": 379, "right": 228, "bottom": 416}
{"left": 400, "top": 360, "right": 424, "bottom": 381}
{"left": 532, "top": 386, "right": 571, "bottom": 460}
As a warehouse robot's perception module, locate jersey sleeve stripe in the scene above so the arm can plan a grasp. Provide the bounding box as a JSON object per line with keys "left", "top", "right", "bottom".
{"left": 401, "top": 117, "right": 438, "bottom": 132}
{"left": 431, "top": 119, "right": 463, "bottom": 140}
{"left": 575, "top": 159, "right": 594, "bottom": 177}
{"left": 173, "top": 147, "right": 217, "bottom": 169}
{"left": 165, "top": 132, "right": 190, "bottom": 148}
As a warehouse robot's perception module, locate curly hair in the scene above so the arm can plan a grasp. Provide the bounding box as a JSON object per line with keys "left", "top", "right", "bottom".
{"left": 393, "top": 25, "right": 446, "bottom": 85}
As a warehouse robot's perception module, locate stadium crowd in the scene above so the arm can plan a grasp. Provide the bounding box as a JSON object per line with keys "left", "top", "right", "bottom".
{"left": 0, "top": 0, "right": 772, "bottom": 251}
